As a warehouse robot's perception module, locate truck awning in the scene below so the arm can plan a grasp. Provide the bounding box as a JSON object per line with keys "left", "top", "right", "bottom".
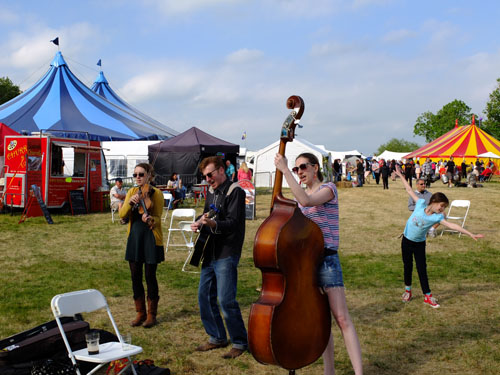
{"left": 52, "top": 141, "right": 109, "bottom": 151}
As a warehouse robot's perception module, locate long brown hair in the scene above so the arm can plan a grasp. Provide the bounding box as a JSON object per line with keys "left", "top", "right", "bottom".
{"left": 296, "top": 152, "right": 323, "bottom": 182}
{"left": 135, "top": 163, "right": 155, "bottom": 183}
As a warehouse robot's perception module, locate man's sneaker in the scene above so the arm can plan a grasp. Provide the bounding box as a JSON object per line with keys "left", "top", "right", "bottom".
{"left": 424, "top": 294, "right": 440, "bottom": 308}
{"left": 402, "top": 290, "right": 412, "bottom": 302}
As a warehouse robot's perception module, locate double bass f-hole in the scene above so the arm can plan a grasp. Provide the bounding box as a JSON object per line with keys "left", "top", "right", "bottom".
{"left": 248, "top": 96, "right": 331, "bottom": 373}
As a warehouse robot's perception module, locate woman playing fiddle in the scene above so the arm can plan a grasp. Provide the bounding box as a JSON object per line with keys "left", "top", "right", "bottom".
{"left": 119, "top": 163, "right": 164, "bottom": 328}
{"left": 274, "top": 152, "right": 363, "bottom": 375}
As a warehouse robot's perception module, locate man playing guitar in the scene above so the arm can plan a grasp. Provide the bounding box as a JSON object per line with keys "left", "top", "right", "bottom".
{"left": 190, "top": 156, "right": 248, "bottom": 359}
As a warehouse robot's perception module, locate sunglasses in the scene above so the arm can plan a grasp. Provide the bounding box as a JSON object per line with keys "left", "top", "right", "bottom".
{"left": 133, "top": 172, "right": 145, "bottom": 178}
{"left": 292, "top": 163, "right": 314, "bottom": 174}
{"left": 203, "top": 168, "right": 218, "bottom": 179}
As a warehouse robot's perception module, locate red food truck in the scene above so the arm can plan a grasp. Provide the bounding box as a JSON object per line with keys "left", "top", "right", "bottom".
{"left": 2, "top": 133, "right": 109, "bottom": 212}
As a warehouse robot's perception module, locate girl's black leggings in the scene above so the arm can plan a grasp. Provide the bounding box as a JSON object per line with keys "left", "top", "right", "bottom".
{"left": 401, "top": 236, "right": 430, "bottom": 294}
{"left": 129, "top": 261, "right": 158, "bottom": 300}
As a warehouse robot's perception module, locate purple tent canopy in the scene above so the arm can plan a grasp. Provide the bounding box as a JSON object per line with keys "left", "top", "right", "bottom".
{"left": 148, "top": 127, "right": 239, "bottom": 178}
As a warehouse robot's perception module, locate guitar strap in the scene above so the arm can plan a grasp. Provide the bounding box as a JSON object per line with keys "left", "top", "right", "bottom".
{"left": 207, "top": 182, "right": 241, "bottom": 234}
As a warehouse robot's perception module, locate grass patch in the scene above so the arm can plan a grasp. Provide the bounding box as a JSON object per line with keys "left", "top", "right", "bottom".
{"left": 1, "top": 180, "right": 499, "bottom": 374}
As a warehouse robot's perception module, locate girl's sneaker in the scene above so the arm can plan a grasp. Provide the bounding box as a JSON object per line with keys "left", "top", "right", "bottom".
{"left": 424, "top": 294, "right": 440, "bottom": 308}
{"left": 402, "top": 290, "right": 412, "bottom": 302}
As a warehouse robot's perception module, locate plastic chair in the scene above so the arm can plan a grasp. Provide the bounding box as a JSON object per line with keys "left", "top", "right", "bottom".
{"left": 51, "top": 289, "right": 142, "bottom": 375}
{"left": 162, "top": 192, "right": 173, "bottom": 223}
{"left": 440, "top": 199, "right": 470, "bottom": 237}
{"left": 191, "top": 185, "right": 207, "bottom": 207}
{"left": 165, "top": 208, "right": 196, "bottom": 255}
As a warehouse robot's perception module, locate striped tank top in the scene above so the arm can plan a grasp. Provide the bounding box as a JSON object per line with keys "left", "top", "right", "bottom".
{"left": 298, "top": 182, "right": 339, "bottom": 251}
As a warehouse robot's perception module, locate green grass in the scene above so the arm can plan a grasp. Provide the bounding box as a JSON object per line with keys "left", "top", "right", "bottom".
{"left": 0, "top": 180, "right": 499, "bottom": 374}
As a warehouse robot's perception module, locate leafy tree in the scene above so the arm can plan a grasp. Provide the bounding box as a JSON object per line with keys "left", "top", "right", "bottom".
{"left": 376, "top": 138, "right": 420, "bottom": 155}
{"left": 0, "top": 77, "right": 21, "bottom": 105}
{"left": 482, "top": 78, "right": 500, "bottom": 140}
{"left": 413, "top": 100, "right": 474, "bottom": 142}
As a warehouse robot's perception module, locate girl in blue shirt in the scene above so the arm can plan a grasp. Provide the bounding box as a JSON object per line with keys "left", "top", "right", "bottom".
{"left": 395, "top": 166, "right": 483, "bottom": 308}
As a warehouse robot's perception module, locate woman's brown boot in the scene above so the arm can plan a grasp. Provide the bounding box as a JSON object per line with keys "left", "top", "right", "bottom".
{"left": 143, "top": 296, "right": 159, "bottom": 328}
{"left": 131, "top": 296, "right": 147, "bottom": 327}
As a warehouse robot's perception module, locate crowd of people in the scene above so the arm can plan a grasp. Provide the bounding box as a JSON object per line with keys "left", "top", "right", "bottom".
{"left": 340, "top": 156, "right": 496, "bottom": 189}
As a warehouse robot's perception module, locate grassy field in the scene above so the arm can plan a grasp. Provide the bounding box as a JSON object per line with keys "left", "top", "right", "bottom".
{"left": 0, "top": 178, "right": 499, "bottom": 375}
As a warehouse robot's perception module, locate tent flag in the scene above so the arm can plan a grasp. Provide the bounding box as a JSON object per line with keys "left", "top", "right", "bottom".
{"left": 242, "top": 131, "right": 246, "bottom": 140}
{"left": 50, "top": 37, "right": 59, "bottom": 46}
{"left": 97, "top": 59, "right": 101, "bottom": 67}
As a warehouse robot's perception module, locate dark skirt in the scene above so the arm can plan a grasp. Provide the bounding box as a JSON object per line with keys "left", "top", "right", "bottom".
{"left": 125, "top": 211, "right": 164, "bottom": 264}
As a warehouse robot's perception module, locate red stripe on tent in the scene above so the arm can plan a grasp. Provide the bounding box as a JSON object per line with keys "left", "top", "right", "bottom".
{"left": 452, "top": 128, "right": 473, "bottom": 155}
{"left": 473, "top": 127, "right": 487, "bottom": 155}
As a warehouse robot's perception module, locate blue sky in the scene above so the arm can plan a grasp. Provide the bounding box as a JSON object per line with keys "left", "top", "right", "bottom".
{"left": 1, "top": 0, "right": 499, "bottom": 155}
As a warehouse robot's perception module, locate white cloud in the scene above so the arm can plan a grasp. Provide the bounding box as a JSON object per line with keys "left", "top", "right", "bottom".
{"left": 225, "top": 49, "right": 264, "bottom": 64}
{"left": 120, "top": 65, "right": 203, "bottom": 102}
{"left": 144, "top": 0, "right": 244, "bottom": 15}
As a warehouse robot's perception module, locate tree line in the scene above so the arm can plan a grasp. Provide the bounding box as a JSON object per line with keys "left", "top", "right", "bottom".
{"left": 378, "top": 79, "right": 500, "bottom": 155}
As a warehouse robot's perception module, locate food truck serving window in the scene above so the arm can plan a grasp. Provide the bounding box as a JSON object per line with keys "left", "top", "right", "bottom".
{"left": 51, "top": 142, "right": 102, "bottom": 178}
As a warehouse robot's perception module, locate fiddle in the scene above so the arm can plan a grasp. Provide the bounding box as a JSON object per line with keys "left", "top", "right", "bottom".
{"left": 136, "top": 183, "right": 155, "bottom": 230}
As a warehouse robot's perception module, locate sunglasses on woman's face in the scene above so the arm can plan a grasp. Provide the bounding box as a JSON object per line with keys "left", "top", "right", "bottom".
{"left": 133, "top": 172, "right": 145, "bottom": 178}
{"left": 292, "top": 163, "right": 313, "bottom": 174}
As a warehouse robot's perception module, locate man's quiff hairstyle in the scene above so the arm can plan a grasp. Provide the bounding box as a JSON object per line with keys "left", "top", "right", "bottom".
{"left": 199, "top": 156, "right": 224, "bottom": 172}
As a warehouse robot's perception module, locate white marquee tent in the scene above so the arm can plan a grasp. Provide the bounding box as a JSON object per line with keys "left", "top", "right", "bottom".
{"left": 251, "top": 137, "right": 332, "bottom": 187}
{"left": 376, "top": 150, "right": 408, "bottom": 161}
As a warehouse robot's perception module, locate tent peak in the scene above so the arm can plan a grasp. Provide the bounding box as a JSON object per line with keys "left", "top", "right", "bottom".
{"left": 94, "top": 71, "right": 108, "bottom": 84}
{"left": 50, "top": 51, "right": 67, "bottom": 68}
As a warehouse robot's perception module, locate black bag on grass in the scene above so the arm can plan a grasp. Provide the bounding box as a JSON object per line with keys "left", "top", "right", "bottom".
{"left": 0, "top": 316, "right": 89, "bottom": 366}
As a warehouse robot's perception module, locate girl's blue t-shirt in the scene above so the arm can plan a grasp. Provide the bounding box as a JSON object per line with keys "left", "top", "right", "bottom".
{"left": 404, "top": 199, "right": 444, "bottom": 242}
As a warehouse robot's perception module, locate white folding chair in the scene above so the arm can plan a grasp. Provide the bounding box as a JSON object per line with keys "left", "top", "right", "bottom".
{"left": 165, "top": 208, "right": 196, "bottom": 255}
{"left": 440, "top": 199, "right": 471, "bottom": 237}
{"left": 51, "top": 289, "right": 142, "bottom": 375}
{"left": 162, "top": 192, "right": 173, "bottom": 223}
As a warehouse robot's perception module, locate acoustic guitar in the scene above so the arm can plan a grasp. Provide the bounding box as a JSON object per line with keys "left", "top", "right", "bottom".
{"left": 188, "top": 204, "right": 219, "bottom": 267}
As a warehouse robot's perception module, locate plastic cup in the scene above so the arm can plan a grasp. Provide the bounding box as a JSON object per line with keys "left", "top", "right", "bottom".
{"left": 121, "top": 332, "right": 132, "bottom": 350}
{"left": 85, "top": 331, "right": 100, "bottom": 355}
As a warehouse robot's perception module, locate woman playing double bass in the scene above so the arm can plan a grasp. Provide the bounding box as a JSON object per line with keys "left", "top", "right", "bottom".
{"left": 274, "top": 152, "right": 363, "bottom": 375}
{"left": 119, "top": 163, "right": 164, "bottom": 328}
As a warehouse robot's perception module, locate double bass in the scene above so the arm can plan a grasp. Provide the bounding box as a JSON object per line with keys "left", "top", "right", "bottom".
{"left": 248, "top": 96, "right": 331, "bottom": 373}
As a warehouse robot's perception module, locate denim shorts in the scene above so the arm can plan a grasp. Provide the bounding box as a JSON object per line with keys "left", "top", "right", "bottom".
{"left": 318, "top": 253, "right": 344, "bottom": 288}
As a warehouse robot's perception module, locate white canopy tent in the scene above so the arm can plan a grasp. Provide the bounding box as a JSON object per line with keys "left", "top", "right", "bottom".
{"left": 476, "top": 151, "right": 500, "bottom": 159}
{"left": 376, "top": 150, "right": 408, "bottom": 161}
{"left": 252, "top": 137, "right": 332, "bottom": 187}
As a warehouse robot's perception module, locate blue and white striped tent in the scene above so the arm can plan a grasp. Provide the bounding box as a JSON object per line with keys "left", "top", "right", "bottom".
{"left": 91, "top": 70, "right": 177, "bottom": 138}
{"left": 0, "top": 52, "right": 177, "bottom": 141}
